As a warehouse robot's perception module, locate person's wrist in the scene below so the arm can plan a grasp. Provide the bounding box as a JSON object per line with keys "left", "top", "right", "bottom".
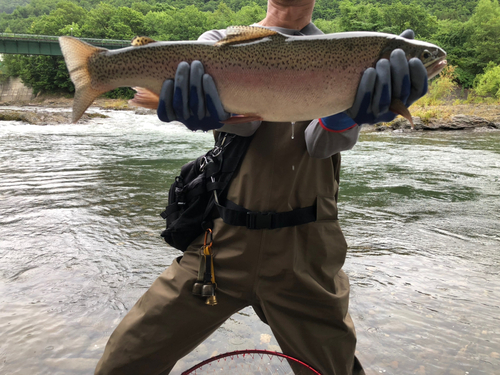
{"left": 320, "top": 113, "right": 357, "bottom": 132}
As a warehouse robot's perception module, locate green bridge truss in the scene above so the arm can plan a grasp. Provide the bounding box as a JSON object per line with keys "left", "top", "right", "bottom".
{"left": 0, "top": 33, "right": 130, "bottom": 56}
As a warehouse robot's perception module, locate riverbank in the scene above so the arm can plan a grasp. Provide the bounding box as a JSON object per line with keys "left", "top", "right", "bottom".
{"left": 1, "top": 94, "right": 499, "bottom": 130}
{"left": 370, "top": 103, "right": 500, "bottom": 132}
{"left": 0, "top": 95, "right": 155, "bottom": 125}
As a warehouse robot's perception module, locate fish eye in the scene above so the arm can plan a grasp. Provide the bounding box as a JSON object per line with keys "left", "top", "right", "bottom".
{"left": 422, "top": 50, "right": 431, "bottom": 59}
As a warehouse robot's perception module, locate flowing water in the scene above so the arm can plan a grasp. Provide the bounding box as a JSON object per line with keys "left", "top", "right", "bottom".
{"left": 0, "top": 107, "right": 499, "bottom": 375}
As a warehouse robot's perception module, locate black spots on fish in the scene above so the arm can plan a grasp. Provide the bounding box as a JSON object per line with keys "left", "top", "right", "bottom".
{"left": 87, "top": 36, "right": 397, "bottom": 92}
{"left": 381, "top": 39, "right": 419, "bottom": 61}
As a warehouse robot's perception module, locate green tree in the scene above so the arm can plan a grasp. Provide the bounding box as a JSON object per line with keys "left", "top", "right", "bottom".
{"left": 416, "top": 64, "right": 458, "bottom": 105}
{"left": 2, "top": 55, "right": 24, "bottom": 77}
{"left": 207, "top": 2, "right": 235, "bottom": 29}
{"left": 214, "top": 0, "right": 266, "bottom": 12}
{"left": 314, "top": 18, "right": 342, "bottom": 34}
{"left": 429, "top": 19, "right": 475, "bottom": 86}
{"left": 337, "top": 1, "right": 385, "bottom": 32}
{"left": 466, "top": 0, "right": 500, "bottom": 74}
{"left": 80, "top": 4, "right": 145, "bottom": 39}
{"left": 144, "top": 5, "right": 209, "bottom": 41}
{"left": 131, "top": 1, "right": 154, "bottom": 15}
{"left": 474, "top": 62, "right": 500, "bottom": 98}
{"left": 29, "top": 1, "right": 86, "bottom": 35}
{"left": 143, "top": 11, "right": 175, "bottom": 40}
{"left": 0, "top": 0, "right": 29, "bottom": 14}
{"left": 232, "top": 3, "right": 267, "bottom": 25}
{"left": 313, "top": 0, "right": 339, "bottom": 20}
{"left": 381, "top": 2, "right": 438, "bottom": 37}
{"left": 413, "top": 0, "right": 477, "bottom": 21}
{"left": 0, "top": 15, "right": 35, "bottom": 34}
{"left": 10, "top": 0, "right": 58, "bottom": 18}
{"left": 6, "top": 55, "right": 73, "bottom": 94}
{"left": 79, "top": 3, "right": 117, "bottom": 38}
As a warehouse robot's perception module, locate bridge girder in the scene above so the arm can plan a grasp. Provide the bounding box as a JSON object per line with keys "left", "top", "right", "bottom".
{"left": 0, "top": 34, "right": 130, "bottom": 56}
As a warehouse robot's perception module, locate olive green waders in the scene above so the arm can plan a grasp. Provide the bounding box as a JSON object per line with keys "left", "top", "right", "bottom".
{"left": 95, "top": 122, "right": 364, "bottom": 375}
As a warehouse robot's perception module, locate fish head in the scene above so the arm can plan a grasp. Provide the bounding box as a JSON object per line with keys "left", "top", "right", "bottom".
{"left": 382, "top": 36, "right": 447, "bottom": 79}
{"left": 415, "top": 44, "right": 447, "bottom": 79}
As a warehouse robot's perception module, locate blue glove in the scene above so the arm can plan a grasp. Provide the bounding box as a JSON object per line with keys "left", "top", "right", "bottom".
{"left": 157, "top": 60, "right": 230, "bottom": 131}
{"left": 320, "top": 30, "right": 428, "bottom": 131}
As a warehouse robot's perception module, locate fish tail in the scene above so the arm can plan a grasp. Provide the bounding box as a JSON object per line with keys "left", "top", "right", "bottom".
{"left": 59, "top": 36, "right": 107, "bottom": 123}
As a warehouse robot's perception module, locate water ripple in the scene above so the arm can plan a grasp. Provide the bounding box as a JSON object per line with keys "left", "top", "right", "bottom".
{"left": 1, "top": 112, "right": 499, "bottom": 374}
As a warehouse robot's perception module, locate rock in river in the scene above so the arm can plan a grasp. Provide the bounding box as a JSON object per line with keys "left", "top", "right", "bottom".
{"left": 375, "top": 114, "right": 500, "bottom": 131}
{"left": 0, "top": 109, "right": 108, "bottom": 125}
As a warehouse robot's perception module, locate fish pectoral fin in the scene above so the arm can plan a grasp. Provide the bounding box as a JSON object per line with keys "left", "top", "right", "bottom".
{"left": 215, "top": 26, "right": 279, "bottom": 46}
{"left": 390, "top": 99, "right": 415, "bottom": 129}
{"left": 131, "top": 36, "right": 157, "bottom": 46}
{"left": 221, "top": 114, "right": 263, "bottom": 124}
{"left": 129, "top": 87, "right": 160, "bottom": 110}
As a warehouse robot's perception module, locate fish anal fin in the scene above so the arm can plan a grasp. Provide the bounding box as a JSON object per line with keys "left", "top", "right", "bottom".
{"left": 215, "top": 26, "right": 278, "bottom": 47}
{"left": 221, "top": 114, "right": 263, "bottom": 124}
{"left": 131, "top": 36, "right": 157, "bottom": 46}
{"left": 129, "top": 87, "right": 160, "bottom": 110}
{"left": 59, "top": 36, "right": 108, "bottom": 123}
{"left": 390, "top": 98, "right": 415, "bottom": 129}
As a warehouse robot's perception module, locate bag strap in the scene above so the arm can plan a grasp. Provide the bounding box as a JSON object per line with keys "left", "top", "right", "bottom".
{"left": 201, "top": 132, "right": 254, "bottom": 225}
{"left": 215, "top": 199, "right": 316, "bottom": 230}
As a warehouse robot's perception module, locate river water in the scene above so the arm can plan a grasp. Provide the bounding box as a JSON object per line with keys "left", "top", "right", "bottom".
{"left": 0, "top": 107, "right": 498, "bottom": 375}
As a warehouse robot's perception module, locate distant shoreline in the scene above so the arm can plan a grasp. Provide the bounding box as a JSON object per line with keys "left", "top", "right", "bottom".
{"left": 0, "top": 95, "right": 154, "bottom": 125}
{"left": 0, "top": 94, "right": 131, "bottom": 110}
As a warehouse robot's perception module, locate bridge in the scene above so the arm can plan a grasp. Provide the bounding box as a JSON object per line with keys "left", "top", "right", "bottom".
{"left": 0, "top": 33, "right": 131, "bottom": 56}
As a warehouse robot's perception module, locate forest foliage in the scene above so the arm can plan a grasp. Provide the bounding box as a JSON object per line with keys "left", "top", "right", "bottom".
{"left": 1, "top": 0, "right": 499, "bottom": 101}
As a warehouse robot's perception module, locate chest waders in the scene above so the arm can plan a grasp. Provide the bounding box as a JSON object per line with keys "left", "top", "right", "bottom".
{"left": 161, "top": 131, "right": 318, "bottom": 305}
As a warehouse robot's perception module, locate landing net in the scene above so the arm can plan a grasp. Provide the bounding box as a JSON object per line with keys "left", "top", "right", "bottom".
{"left": 181, "top": 349, "right": 321, "bottom": 375}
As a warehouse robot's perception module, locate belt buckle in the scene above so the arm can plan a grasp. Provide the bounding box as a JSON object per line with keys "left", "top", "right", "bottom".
{"left": 246, "top": 211, "right": 274, "bottom": 229}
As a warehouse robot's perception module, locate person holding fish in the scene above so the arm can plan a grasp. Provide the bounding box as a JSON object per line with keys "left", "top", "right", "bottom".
{"left": 94, "top": 1, "right": 434, "bottom": 374}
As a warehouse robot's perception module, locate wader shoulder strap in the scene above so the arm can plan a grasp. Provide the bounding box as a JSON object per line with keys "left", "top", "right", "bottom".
{"left": 215, "top": 199, "right": 316, "bottom": 230}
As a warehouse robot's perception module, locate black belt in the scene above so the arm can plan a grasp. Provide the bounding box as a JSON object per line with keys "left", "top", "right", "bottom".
{"left": 216, "top": 199, "right": 316, "bottom": 230}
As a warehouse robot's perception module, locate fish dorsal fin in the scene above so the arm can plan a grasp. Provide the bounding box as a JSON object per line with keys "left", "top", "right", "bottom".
{"left": 215, "top": 26, "right": 278, "bottom": 46}
{"left": 131, "top": 36, "right": 157, "bottom": 46}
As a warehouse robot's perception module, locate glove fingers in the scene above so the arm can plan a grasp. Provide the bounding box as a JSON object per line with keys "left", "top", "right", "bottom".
{"left": 373, "top": 59, "right": 391, "bottom": 118}
{"left": 203, "top": 74, "right": 229, "bottom": 122}
{"left": 399, "top": 29, "right": 415, "bottom": 39}
{"left": 390, "top": 49, "right": 410, "bottom": 104}
{"left": 189, "top": 61, "right": 205, "bottom": 120}
{"left": 173, "top": 61, "right": 190, "bottom": 121}
{"left": 407, "top": 57, "right": 428, "bottom": 106}
{"left": 157, "top": 80, "right": 176, "bottom": 122}
{"left": 347, "top": 67, "right": 376, "bottom": 120}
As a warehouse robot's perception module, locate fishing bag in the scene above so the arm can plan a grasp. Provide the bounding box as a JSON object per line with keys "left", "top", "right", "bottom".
{"left": 160, "top": 132, "right": 253, "bottom": 252}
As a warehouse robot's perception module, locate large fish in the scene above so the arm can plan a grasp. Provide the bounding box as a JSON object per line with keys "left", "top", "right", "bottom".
{"left": 59, "top": 26, "right": 446, "bottom": 124}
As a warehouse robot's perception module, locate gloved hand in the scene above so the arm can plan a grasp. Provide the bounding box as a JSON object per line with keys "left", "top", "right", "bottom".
{"left": 157, "top": 60, "right": 230, "bottom": 131}
{"left": 320, "top": 29, "right": 428, "bottom": 131}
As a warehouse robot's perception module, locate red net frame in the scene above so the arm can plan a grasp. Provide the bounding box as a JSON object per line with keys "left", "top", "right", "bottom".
{"left": 181, "top": 349, "right": 322, "bottom": 374}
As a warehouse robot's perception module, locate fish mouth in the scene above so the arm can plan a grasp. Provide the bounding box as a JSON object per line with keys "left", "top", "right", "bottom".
{"left": 426, "top": 57, "right": 447, "bottom": 79}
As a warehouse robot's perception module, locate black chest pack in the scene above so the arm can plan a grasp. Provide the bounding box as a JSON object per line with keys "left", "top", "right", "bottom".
{"left": 160, "top": 132, "right": 254, "bottom": 251}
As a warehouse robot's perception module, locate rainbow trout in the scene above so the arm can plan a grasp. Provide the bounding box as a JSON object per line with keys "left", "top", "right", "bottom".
{"left": 59, "top": 26, "right": 446, "bottom": 123}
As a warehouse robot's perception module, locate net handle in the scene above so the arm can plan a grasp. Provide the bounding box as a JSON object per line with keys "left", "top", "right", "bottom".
{"left": 181, "top": 349, "right": 322, "bottom": 374}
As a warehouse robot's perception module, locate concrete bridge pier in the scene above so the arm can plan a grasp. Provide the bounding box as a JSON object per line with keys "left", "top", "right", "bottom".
{"left": 0, "top": 77, "right": 34, "bottom": 103}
